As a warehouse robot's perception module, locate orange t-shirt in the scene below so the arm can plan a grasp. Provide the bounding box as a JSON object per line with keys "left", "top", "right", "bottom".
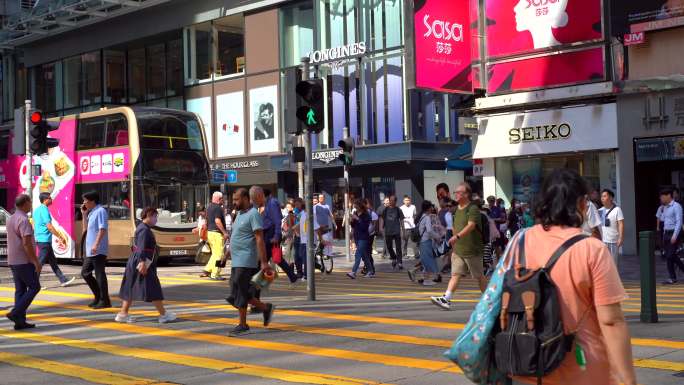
{"left": 512, "top": 225, "right": 628, "bottom": 385}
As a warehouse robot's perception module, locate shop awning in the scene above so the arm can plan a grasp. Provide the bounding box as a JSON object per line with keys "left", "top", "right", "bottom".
{"left": 446, "top": 139, "right": 473, "bottom": 170}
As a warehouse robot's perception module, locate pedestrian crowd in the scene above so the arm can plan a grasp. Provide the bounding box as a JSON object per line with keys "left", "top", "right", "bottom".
{"left": 3, "top": 170, "right": 640, "bottom": 384}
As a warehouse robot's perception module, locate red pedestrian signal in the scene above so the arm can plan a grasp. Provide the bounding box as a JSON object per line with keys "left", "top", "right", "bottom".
{"left": 29, "top": 110, "right": 60, "bottom": 155}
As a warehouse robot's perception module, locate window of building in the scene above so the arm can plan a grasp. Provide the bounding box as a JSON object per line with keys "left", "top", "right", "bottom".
{"left": 78, "top": 113, "right": 128, "bottom": 150}
{"left": 32, "top": 62, "right": 58, "bottom": 112}
{"left": 215, "top": 14, "right": 245, "bottom": 77}
{"left": 82, "top": 52, "right": 101, "bottom": 106}
{"left": 147, "top": 43, "right": 166, "bottom": 100}
{"left": 320, "top": 0, "right": 357, "bottom": 50}
{"left": 15, "top": 63, "right": 27, "bottom": 112}
{"left": 0, "top": 132, "right": 9, "bottom": 160}
{"left": 167, "top": 39, "right": 183, "bottom": 97}
{"left": 75, "top": 182, "right": 131, "bottom": 220}
{"left": 104, "top": 50, "right": 125, "bottom": 104}
{"left": 63, "top": 55, "right": 82, "bottom": 109}
{"left": 128, "top": 48, "right": 146, "bottom": 104}
{"left": 280, "top": 2, "right": 314, "bottom": 68}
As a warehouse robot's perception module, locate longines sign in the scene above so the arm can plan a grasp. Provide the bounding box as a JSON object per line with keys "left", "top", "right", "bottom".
{"left": 309, "top": 42, "right": 367, "bottom": 69}
{"left": 312, "top": 149, "right": 343, "bottom": 164}
{"left": 509, "top": 123, "right": 571, "bottom": 144}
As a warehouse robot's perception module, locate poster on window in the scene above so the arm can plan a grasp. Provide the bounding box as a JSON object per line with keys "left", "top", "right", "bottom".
{"left": 512, "top": 158, "right": 542, "bottom": 204}
{"left": 486, "top": 47, "right": 604, "bottom": 94}
{"left": 186, "top": 97, "right": 213, "bottom": 158}
{"left": 485, "top": 0, "right": 602, "bottom": 58}
{"left": 413, "top": 0, "right": 472, "bottom": 93}
{"left": 215, "top": 91, "right": 245, "bottom": 157}
{"left": 249, "top": 85, "right": 279, "bottom": 154}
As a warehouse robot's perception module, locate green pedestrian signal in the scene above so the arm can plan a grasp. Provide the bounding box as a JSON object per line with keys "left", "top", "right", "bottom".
{"left": 306, "top": 108, "right": 317, "bottom": 125}
{"left": 296, "top": 79, "right": 324, "bottom": 134}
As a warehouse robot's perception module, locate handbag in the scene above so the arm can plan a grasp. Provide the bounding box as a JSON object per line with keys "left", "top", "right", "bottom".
{"left": 271, "top": 244, "right": 283, "bottom": 264}
{"left": 444, "top": 229, "right": 525, "bottom": 385}
{"left": 195, "top": 240, "right": 211, "bottom": 264}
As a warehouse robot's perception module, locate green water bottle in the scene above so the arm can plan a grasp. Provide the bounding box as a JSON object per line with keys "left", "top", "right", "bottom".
{"left": 575, "top": 342, "right": 587, "bottom": 371}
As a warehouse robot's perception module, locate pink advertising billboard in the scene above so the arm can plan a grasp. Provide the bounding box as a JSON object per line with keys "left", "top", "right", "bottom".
{"left": 486, "top": 47, "right": 605, "bottom": 93}
{"left": 485, "top": 0, "right": 603, "bottom": 58}
{"left": 414, "top": 0, "right": 473, "bottom": 93}
{"left": 77, "top": 148, "right": 130, "bottom": 183}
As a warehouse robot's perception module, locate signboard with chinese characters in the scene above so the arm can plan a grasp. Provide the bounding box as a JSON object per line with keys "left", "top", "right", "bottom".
{"left": 414, "top": 0, "right": 472, "bottom": 93}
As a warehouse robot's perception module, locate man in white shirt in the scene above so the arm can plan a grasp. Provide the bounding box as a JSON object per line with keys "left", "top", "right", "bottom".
{"left": 598, "top": 189, "right": 624, "bottom": 268}
{"left": 581, "top": 199, "right": 601, "bottom": 239}
{"left": 400, "top": 195, "right": 417, "bottom": 258}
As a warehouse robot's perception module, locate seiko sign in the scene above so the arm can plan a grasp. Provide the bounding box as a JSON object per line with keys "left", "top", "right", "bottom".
{"left": 312, "top": 149, "right": 343, "bottom": 164}
{"left": 309, "top": 42, "right": 367, "bottom": 67}
{"left": 509, "top": 123, "right": 571, "bottom": 144}
{"left": 423, "top": 15, "right": 463, "bottom": 42}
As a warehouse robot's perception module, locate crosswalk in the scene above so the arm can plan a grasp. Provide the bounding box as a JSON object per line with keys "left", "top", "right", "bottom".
{"left": 1, "top": 270, "right": 683, "bottom": 385}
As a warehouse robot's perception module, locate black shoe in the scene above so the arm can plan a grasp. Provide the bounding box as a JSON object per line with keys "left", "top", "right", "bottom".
{"left": 93, "top": 300, "right": 112, "bottom": 309}
{"left": 263, "top": 303, "right": 275, "bottom": 327}
{"left": 87, "top": 299, "right": 100, "bottom": 308}
{"left": 391, "top": 261, "right": 397, "bottom": 270}
{"left": 434, "top": 275, "right": 443, "bottom": 283}
{"left": 662, "top": 279, "right": 678, "bottom": 285}
{"left": 250, "top": 306, "right": 263, "bottom": 315}
{"left": 6, "top": 312, "right": 18, "bottom": 324}
{"left": 229, "top": 324, "right": 250, "bottom": 336}
{"left": 397, "top": 264, "right": 403, "bottom": 270}
{"left": 14, "top": 322, "right": 36, "bottom": 330}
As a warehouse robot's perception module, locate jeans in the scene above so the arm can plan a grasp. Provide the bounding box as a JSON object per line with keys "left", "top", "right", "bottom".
{"left": 295, "top": 242, "right": 306, "bottom": 278}
{"left": 385, "top": 234, "right": 402, "bottom": 265}
{"left": 9, "top": 264, "right": 41, "bottom": 322}
{"left": 419, "top": 240, "right": 439, "bottom": 274}
{"left": 352, "top": 239, "right": 373, "bottom": 274}
{"left": 81, "top": 254, "right": 110, "bottom": 304}
{"left": 663, "top": 230, "right": 684, "bottom": 281}
{"left": 365, "top": 234, "right": 376, "bottom": 272}
{"left": 401, "top": 227, "right": 415, "bottom": 258}
{"left": 38, "top": 242, "right": 68, "bottom": 283}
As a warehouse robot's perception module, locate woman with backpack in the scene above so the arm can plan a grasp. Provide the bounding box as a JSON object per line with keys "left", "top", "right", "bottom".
{"left": 509, "top": 169, "right": 636, "bottom": 385}
{"left": 411, "top": 201, "right": 444, "bottom": 286}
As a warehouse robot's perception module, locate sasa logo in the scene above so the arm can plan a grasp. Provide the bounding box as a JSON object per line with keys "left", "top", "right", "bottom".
{"left": 423, "top": 14, "right": 463, "bottom": 42}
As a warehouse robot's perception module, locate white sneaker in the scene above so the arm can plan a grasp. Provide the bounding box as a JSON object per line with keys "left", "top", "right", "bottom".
{"left": 60, "top": 277, "right": 76, "bottom": 287}
{"left": 422, "top": 280, "right": 437, "bottom": 286}
{"left": 430, "top": 296, "right": 451, "bottom": 310}
{"left": 159, "top": 312, "right": 177, "bottom": 324}
{"left": 114, "top": 313, "right": 135, "bottom": 323}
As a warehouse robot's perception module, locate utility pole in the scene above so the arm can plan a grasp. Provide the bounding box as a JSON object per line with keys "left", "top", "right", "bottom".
{"left": 343, "top": 126, "right": 351, "bottom": 262}
{"left": 24, "top": 99, "right": 32, "bottom": 216}
{"left": 302, "top": 57, "right": 316, "bottom": 301}
{"left": 297, "top": 134, "right": 304, "bottom": 199}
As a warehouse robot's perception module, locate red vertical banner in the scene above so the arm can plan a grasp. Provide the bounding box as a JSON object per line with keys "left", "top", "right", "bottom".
{"left": 414, "top": 0, "right": 473, "bottom": 93}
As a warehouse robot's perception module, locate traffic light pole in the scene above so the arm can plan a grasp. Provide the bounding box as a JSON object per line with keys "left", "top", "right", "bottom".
{"left": 343, "top": 127, "right": 351, "bottom": 263}
{"left": 302, "top": 57, "right": 316, "bottom": 301}
{"left": 24, "top": 99, "right": 32, "bottom": 215}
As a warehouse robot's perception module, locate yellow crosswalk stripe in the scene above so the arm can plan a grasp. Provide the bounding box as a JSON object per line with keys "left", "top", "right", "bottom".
{"left": 0, "top": 330, "right": 395, "bottom": 385}
{"left": 0, "top": 351, "right": 178, "bottom": 385}
{"left": 633, "top": 358, "right": 684, "bottom": 372}
{"left": 0, "top": 299, "right": 461, "bottom": 374}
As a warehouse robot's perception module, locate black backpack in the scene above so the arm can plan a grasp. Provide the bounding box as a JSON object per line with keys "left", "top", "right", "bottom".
{"left": 494, "top": 232, "right": 587, "bottom": 384}
{"left": 478, "top": 213, "right": 490, "bottom": 245}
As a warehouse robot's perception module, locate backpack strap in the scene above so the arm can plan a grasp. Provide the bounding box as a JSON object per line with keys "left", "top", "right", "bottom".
{"left": 543, "top": 234, "right": 589, "bottom": 272}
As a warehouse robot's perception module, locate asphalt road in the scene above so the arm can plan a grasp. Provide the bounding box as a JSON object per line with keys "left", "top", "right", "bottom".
{"left": 0, "top": 254, "right": 683, "bottom": 385}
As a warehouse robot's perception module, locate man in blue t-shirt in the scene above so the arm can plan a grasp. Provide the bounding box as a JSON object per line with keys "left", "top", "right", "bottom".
{"left": 80, "top": 191, "right": 111, "bottom": 309}
{"left": 34, "top": 193, "right": 74, "bottom": 287}
{"left": 225, "top": 188, "right": 275, "bottom": 336}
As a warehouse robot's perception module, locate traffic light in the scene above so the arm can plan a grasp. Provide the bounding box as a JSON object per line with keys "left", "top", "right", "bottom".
{"left": 338, "top": 137, "right": 354, "bottom": 167}
{"left": 29, "top": 110, "right": 60, "bottom": 155}
{"left": 295, "top": 79, "right": 324, "bottom": 134}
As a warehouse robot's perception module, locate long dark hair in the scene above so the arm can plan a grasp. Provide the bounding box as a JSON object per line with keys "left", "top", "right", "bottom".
{"left": 419, "top": 200, "right": 434, "bottom": 222}
{"left": 533, "top": 169, "right": 588, "bottom": 230}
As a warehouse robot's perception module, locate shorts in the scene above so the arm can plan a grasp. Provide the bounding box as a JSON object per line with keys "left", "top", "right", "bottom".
{"left": 451, "top": 252, "right": 484, "bottom": 279}
{"left": 226, "top": 267, "right": 259, "bottom": 309}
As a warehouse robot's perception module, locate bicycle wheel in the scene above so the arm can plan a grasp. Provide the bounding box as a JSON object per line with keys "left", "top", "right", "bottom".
{"left": 316, "top": 252, "right": 326, "bottom": 273}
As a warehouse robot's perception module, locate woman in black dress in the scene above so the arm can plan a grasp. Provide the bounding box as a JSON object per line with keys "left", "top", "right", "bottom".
{"left": 115, "top": 207, "right": 176, "bottom": 324}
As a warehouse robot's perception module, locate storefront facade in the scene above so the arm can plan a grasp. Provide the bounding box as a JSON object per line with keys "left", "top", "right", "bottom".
{"left": 474, "top": 103, "right": 619, "bottom": 233}
{"left": 617, "top": 88, "right": 684, "bottom": 255}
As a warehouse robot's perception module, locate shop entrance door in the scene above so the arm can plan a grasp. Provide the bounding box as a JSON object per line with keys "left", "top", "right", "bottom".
{"left": 634, "top": 158, "right": 684, "bottom": 233}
